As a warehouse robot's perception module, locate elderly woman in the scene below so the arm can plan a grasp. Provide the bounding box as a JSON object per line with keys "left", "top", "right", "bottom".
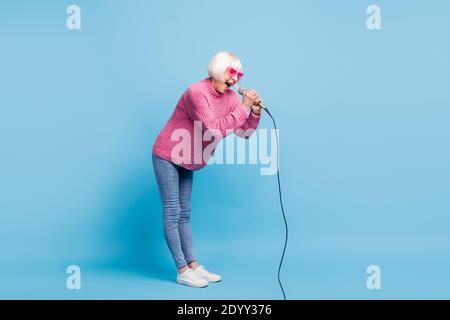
{"left": 152, "top": 51, "right": 263, "bottom": 288}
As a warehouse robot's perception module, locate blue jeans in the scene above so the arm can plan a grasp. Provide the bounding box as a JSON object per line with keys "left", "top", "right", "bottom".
{"left": 152, "top": 153, "right": 196, "bottom": 270}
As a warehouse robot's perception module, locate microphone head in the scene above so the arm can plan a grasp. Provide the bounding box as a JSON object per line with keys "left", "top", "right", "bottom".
{"left": 237, "top": 86, "right": 247, "bottom": 96}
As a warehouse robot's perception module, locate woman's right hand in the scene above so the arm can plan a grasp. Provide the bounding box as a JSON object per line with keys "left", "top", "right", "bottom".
{"left": 241, "top": 89, "right": 262, "bottom": 110}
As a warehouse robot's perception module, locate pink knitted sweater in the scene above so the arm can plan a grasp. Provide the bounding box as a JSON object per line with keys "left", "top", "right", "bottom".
{"left": 152, "top": 78, "right": 261, "bottom": 170}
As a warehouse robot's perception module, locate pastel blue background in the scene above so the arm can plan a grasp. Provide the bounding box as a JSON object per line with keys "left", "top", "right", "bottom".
{"left": 1, "top": 0, "right": 449, "bottom": 299}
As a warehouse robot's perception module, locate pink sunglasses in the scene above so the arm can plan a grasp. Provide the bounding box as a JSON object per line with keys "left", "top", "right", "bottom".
{"left": 226, "top": 67, "right": 244, "bottom": 80}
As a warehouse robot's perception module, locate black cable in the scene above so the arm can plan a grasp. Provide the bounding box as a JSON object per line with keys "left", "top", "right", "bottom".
{"left": 262, "top": 107, "right": 288, "bottom": 301}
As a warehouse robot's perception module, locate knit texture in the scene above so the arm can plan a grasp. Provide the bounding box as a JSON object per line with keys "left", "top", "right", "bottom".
{"left": 152, "top": 78, "right": 261, "bottom": 170}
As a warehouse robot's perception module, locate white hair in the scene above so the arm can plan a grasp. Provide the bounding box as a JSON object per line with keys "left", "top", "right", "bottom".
{"left": 207, "top": 51, "right": 243, "bottom": 81}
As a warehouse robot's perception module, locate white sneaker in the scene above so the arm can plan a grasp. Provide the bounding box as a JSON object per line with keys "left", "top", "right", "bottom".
{"left": 176, "top": 268, "right": 208, "bottom": 288}
{"left": 193, "top": 265, "right": 222, "bottom": 283}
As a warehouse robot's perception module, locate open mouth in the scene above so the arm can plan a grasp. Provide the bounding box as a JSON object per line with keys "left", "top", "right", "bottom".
{"left": 225, "top": 81, "right": 233, "bottom": 88}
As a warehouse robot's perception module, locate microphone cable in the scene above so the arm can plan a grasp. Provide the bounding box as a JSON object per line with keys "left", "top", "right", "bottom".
{"left": 261, "top": 106, "right": 288, "bottom": 301}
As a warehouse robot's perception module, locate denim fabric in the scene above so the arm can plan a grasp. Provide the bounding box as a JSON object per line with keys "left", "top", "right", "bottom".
{"left": 152, "top": 153, "right": 195, "bottom": 269}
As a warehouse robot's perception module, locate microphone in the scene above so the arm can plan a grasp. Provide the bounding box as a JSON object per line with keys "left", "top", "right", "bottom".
{"left": 237, "top": 86, "right": 269, "bottom": 112}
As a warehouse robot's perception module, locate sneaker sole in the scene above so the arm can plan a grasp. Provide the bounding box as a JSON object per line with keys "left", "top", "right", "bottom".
{"left": 176, "top": 279, "right": 208, "bottom": 288}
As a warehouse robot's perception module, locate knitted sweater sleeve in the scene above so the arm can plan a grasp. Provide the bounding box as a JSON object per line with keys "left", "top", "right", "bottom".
{"left": 184, "top": 87, "right": 248, "bottom": 136}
